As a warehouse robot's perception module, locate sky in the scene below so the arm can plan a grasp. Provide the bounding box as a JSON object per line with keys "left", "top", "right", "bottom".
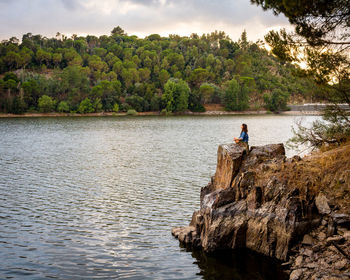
{"left": 0, "top": 0, "right": 292, "bottom": 42}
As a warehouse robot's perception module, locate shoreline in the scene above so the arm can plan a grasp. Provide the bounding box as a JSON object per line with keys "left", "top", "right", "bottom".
{"left": 0, "top": 110, "right": 322, "bottom": 118}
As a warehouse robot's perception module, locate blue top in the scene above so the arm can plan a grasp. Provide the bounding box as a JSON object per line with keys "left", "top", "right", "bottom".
{"left": 239, "top": 131, "right": 249, "bottom": 143}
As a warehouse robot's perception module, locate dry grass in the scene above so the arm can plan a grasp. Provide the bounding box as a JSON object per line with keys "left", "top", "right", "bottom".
{"left": 256, "top": 141, "right": 350, "bottom": 213}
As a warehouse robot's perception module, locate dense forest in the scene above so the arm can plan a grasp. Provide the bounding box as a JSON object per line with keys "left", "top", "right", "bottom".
{"left": 0, "top": 26, "right": 321, "bottom": 114}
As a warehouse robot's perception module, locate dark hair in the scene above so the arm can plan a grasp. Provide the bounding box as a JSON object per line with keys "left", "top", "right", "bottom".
{"left": 241, "top": 123, "right": 248, "bottom": 133}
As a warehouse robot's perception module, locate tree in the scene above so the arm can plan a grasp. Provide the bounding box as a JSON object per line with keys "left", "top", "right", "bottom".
{"left": 224, "top": 79, "right": 240, "bottom": 111}
{"left": 111, "top": 26, "right": 126, "bottom": 36}
{"left": 36, "top": 49, "right": 51, "bottom": 66}
{"left": 263, "top": 88, "right": 289, "bottom": 112}
{"left": 224, "top": 76, "right": 252, "bottom": 111}
{"left": 125, "top": 95, "right": 145, "bottom": 112}
{"left": 91, "top": 80, "right": 120, "bottom": 111}
{"left": 252, "top": 0, "right": 350, "bottom": 147}
{"left": 38, "top": 95, "right": 55, "bottom": 112}
{"left": 52, "top": 53, "right": 62, "bottom": 68}
{"left": 22, "top": 79, "right": 40, "bottom": 108}
{"left": 78, "top": 98, "right": 94, "bottom": 114}
{"left": 0, "top": 26, "right": 327, "bottom": 115}
{"left": 158, "top": 69, "right": 170, "bottom": 87}
{"left": 199, "top": 83, "right": 215, "bottom": 104}
{"left": 3, "top": 51, "right": 21, "bottom": 69}
{"left": 57, "top": 101, "right": 70, "bottom": 112}
{"left": 163, "top": 78, "right": 190, "bottom": 112}
{"left": 188, "top": 68, "right": 211, "bottom": 88}
{"left": 19, "top": 47, "right": 33, "bottom": 69}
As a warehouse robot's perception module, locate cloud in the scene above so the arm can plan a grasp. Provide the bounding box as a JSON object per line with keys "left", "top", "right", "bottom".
{"left": 60, "top": 0, "right": 81, "bottom": 10}
{"left": 0, "top": 0, "right": 291, "bottom": 41}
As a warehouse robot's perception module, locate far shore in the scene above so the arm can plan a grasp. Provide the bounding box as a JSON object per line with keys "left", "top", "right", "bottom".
{"left": 0, "top": 110, "right": 322, "bottom": 118}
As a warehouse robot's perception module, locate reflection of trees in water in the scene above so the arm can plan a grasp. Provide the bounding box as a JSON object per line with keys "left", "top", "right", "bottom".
{"left": 187, "top": 247, "right": 288, "bottom": 280}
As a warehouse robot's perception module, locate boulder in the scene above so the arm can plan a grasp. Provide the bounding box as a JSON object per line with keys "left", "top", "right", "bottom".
{"left": 172, "top": 143, "right": 350, "bottom": 279}
{"left": 315, "top": 194, "right": 331, "bottom": 215}
{"left": 172, "top": 144, "right": 311, "bottom": 261}
{"left": 213, "top": 144, "right": 246, "bottom": 190}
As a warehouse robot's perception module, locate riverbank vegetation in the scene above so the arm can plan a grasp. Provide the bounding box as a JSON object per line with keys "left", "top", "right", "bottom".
{"left": 0, "top": 28, "right": 322, "bottom": 115}
{"left": 252, "top": 0, "right": 350, "bottom": 148}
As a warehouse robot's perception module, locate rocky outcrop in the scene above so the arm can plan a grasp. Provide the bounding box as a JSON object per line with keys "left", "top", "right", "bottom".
{"left": 172, "top": 143, "right": 350, "bottom": 280}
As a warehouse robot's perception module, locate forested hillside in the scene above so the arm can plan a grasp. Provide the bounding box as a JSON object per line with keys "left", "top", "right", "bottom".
{"left": 0, "top": 27, "right": 320, "bottom": 114}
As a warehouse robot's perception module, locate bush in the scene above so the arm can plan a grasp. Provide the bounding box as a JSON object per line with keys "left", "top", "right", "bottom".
{"left": 78, "top": 98, "right": 94, "bottom": 114}
{"left": 57, "top": 101, "right": 70, "bottom": 112}
{"left": 113, "top": 103, "right": 119, "bottom": 113}
{"left": 38, "top": 95, "right": 55, "bottom": 112}
{"left": 162, "top": 78, "right": 190, "bottom": 112}
{"left": 127, "top": 109, "right": 137, "bottom": 116}
{"left": 263, "top": 89, "right": 289, "bottom": 112}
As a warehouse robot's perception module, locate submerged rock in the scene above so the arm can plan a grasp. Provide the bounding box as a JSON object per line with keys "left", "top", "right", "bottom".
{"left": 172, "top": 143, "right": 350, "bottom": 280}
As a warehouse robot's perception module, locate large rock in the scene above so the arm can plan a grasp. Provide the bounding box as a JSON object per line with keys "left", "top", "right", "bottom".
{"left": 213, "top": 144, "right": 246, "bottom": 190}
{"left": 172, "top": 142, "right": 350, "bottom": 280}
{"left": 172, "top": 143, "right": 316, "bottom": 261}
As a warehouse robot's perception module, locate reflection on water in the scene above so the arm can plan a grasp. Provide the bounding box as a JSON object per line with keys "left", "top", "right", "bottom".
{"left": 0, "top": 115, "right": 317, "bottom": 279}
{"left": 191, "top": 248, "right": 288, "bottom": 280}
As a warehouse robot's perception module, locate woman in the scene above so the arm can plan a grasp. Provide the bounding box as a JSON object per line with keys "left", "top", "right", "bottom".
{"left": 234, "top": 123, "right": 249, "bottom": 149}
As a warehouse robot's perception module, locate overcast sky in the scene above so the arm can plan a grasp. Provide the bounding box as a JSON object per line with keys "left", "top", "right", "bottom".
{"left": 0, "top": 0, "right": 291, "bottom": 42}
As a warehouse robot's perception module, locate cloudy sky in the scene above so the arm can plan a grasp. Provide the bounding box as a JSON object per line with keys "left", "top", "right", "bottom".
{"left": 0, "top": 0, "right": 291, "bottom": 42}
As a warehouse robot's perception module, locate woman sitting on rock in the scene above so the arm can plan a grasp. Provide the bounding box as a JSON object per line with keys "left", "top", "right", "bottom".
{"left": 234, "top": 123, "right": 249, "bottom": 150}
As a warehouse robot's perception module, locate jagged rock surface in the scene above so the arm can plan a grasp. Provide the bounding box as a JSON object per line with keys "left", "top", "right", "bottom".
{"left": 172, "top": 143, "right": 350, "bottom": 280}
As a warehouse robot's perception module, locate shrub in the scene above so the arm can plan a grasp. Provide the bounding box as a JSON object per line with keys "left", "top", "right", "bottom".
{"left": 78, "top": 98, "right": 94, "bottom": 114}
{"left": 126, "top": 109, "right": 137, "bottom": 116}
{"left": 57, "top": 101, "right": 70, "bottom": 113}
{"left": 113, "top": 103, "right": 119, "bottom": 113}
{"left": 38, "top": 95, "right": 55, "bottom": 113}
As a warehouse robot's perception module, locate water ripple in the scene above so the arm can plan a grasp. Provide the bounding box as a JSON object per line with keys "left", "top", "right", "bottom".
{"left": 0, "top": 115, "right": 318, "bottom": 279}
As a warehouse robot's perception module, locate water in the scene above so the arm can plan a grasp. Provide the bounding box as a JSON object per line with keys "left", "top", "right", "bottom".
{"left": 0, "top": 115, "right": 318, "bottom": 279}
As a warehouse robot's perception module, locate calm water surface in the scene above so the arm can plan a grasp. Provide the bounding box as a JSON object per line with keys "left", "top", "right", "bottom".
{"left": 0, "top": 115, "right": 318, "bottom": 279}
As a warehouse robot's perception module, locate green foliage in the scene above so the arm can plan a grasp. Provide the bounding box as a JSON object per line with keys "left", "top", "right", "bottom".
{"left": 263, "top": 88, "right": 289, "bottom": 112}
{"left": 38, "top": 95, "right": 55, "bottom": 113}
{"left": 224, "top": 76, "right": 252, "bottom": 111}
{"left": 288, "top": 116, "right": 350, "bottom": 149}
{"left": 113, "top": 103, "right": 119, "bottom": 113}
{"left": 126, "top": 109, "right": 137, "bottom": 115}
{"left": 57, "top": 101, "right": 70, "bottom": 113}
{"left": 0, "top": 28, "right": 324, "bottom": 115}
{"left": 125, "top": 95, "right": 145, "bottom": 112}
{"left": 188, "top": 90, "right": 206, "bottom": 112}
{"left": 78, "top": 98, "right": 94, "bottom": 114}
{"left": 4, "top": 72, "right": 18, "bottom": 82}
{"left": 253, "top": 0, "right": 350, "bottom": 147}
{"left": 93, "top": 97, "right": 103, "bottom": 112}
{"left": 163, "top": 78, "right": 190, "bottom": 112}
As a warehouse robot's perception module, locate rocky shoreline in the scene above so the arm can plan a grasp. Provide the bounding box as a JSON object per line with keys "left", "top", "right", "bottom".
{"left": 172, "top": 143, "right": 350, "bottom": 280}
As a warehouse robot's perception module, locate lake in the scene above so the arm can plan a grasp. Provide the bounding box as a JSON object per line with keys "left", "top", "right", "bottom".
{"left": 0, "top": 115, "right": 318, "bottom": 279}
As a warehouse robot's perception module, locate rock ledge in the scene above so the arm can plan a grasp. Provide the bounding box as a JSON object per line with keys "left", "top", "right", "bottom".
{"left": 172, "top": 143, "right": 350, "bottom": 280}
